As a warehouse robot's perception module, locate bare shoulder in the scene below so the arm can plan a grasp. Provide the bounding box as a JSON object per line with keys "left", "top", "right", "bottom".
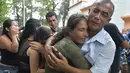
{"left": 27, "top": 47, "right": 39, "bottom": 56}
{"left": 0, "top": 35, "right": 10, "bottom": 42}
{"left": 0, "top": 35, "right": 11, "bottom": 49}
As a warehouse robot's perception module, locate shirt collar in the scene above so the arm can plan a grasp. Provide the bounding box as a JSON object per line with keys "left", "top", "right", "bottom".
{"left": 85, "top": 28, "right": 106, "bottom": 45}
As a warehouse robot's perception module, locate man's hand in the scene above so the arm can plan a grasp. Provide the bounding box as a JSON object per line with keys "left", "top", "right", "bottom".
{"left": 46, "top": 48, "right": 69, "bottom": 72}
{"left": 120, "top": 64, "right": 129, "bottom": 73}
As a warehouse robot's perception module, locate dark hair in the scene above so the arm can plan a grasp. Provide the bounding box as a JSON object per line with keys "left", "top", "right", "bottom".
{"left": 2, "top": 19, "right": 16, "bottom": 35}
{"left": 65, "top": 13, "right": 88, "bottom": 35}
{"left": 46, "top": 11, "right": 57, "bottom": 20}
{"left": 19, "top": 18, "right": 41, "bottom": 45}
{"left": 34, "top": 26, "right": 52, "bottom": 42}
{"left": 53, "top": 14, "right": 88, "bottom": 44}
{"left": 93, "top": 0, "right": 115, "bottom": 17}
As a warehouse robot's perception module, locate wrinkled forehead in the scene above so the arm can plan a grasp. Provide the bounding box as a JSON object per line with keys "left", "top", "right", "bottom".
{"left": 47, "top": 16, "right": 57, "bottom": 20}
{"left": 92, "top": 2, "right": 113, "bottom": 16}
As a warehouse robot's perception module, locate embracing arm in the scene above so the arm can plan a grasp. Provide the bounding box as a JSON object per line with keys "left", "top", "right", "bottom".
{"left": 47, "top": 49, "right": 91, "bottom": 73}
{"left": 66, "top": 67, "right": 91, "bottom": 73}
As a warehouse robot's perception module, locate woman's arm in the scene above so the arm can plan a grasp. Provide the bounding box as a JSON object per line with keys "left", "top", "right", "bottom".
{"left": 36, "top": 69, "right": 45, "bottom": 73}
{"left": 0, "top": 35, "right": 19, "bottom": 53}
{"left": 27, "top": 48, "right": 40, "bottom": 73}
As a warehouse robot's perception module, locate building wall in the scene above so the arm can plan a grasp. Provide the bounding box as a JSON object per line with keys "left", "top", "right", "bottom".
{"left": 69, "top": 1, "right": 89, "bottom": 16}
{"left": 111, "top": 0, "right": 130, "bottom": 32}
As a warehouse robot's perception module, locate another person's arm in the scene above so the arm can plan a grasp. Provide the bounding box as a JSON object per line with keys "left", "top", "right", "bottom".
{"left": 28, "top": 41, "right": 46, "bottom": 73}
{"left": 27, "top": 48, "right": 39, "bottom": 73}
{"left": 36, "top": 69, "right": 45, "bottom": 73}
{"left": 47, "top": 49, "right": 91, "bottom": 73}
{"left": 27, "top": 47, "right": 45, "bottom": 73}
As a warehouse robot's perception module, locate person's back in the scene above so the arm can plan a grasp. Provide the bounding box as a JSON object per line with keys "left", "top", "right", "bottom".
{"left": 18, "top": 18, "right": 41, "bottom": 73}
{"left": 104, "top": 23, "right": 125, "bottom": 73}
{"left": 18, "top": 39, "right": 32, "bottom": 73}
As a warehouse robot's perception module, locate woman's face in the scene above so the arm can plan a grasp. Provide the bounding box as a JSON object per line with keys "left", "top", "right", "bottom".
{"left": 69, "top": 19, "right": 88, "bottom": 44}
{"left": 10, "top": 21, "right": 19, "bottom": 34}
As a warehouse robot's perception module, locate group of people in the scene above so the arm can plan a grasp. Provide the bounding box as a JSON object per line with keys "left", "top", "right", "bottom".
{"left": 0, "top": 0, "right": 130, "bottom": 73}
{"left": 0, "top": 11, "right": 59, "bottom": 73}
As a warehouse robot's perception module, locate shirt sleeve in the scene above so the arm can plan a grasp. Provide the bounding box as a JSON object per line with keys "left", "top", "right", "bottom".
{"left": 90, "top": 41, "right": 116, "bottom": 73}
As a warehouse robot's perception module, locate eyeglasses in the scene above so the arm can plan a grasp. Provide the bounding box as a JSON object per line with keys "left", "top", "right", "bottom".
{"left": 92, "top": 8, "right": 110, "bottom": 18}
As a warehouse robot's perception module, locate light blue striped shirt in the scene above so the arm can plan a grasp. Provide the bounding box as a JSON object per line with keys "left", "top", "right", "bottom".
{"left": 81, "top": 28, "right": 116, "bottom": 73}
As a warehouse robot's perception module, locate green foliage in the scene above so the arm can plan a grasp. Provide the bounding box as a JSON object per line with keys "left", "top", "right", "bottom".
{"left": 38, "top": 0, "right": 55, "bottom": 17}
{"left": 0, "top": 0, "right": 10, "bottom": 24}
{"left": 38, "top": 0, "right": 58, "bottom": 25}
{"left": 11, "top": 0, "right": 23, "bottom": 26}
{"left": 59, "top": 0, "right": 70, "bottom": 27}
{"left": 10, "top": 0, "right": 59, "bottom": 26}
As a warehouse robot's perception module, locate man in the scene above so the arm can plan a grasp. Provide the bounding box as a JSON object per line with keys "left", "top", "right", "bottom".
{"left": 44, "top": 0, "right": 116, "bottom": 73}
{"left": 104, "top": 23, "right": 130, "bottom": 73}
{"left": 46, "top": 11, "right": 61, "bottom": 33}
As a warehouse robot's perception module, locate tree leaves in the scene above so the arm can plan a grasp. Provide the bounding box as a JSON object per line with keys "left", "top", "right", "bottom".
{"left": 0, "top": 0, "right": 10, "bottom": 24}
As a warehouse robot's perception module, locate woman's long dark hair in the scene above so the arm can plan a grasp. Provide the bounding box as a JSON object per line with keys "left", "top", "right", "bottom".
{"left": 34, "top": 26, "right": 52, "bottom": 42}
{"left": 19, "top": 18, "right": 41, "bottom": 47}
{"left": 54, "top": 14, "right": 88, "bottom": 44}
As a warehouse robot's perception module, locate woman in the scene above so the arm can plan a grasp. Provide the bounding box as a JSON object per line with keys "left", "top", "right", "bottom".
{"left": 18, "top": 18, "right": 41, "bottom": 73}
{"left": 0, "top": 19, "right": 19, "bottom": 73}
{"left": 32, "top": 14, "right": 90, "bottom": 73}
{"left": 27, "top": 26, "right": 52, "bottom": 73}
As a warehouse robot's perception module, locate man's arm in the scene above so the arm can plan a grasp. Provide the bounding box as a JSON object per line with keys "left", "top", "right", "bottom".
{"left": 121, "top": 40, "right": 130, "bottom": 49}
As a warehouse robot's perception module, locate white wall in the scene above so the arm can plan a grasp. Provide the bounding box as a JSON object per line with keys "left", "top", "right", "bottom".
{"left": 111, "top": 0, "right": 130, "bottom": 32}
{"left": 69, "top": 1, "right": 89, "bottom": 16}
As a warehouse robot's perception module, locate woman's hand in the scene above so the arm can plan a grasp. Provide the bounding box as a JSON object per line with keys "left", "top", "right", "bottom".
{"left": 30, "top": 41, "right": 44, "bottom": 53}
{"left": 10, "top": 24, "right": 19, "bottom": 36}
